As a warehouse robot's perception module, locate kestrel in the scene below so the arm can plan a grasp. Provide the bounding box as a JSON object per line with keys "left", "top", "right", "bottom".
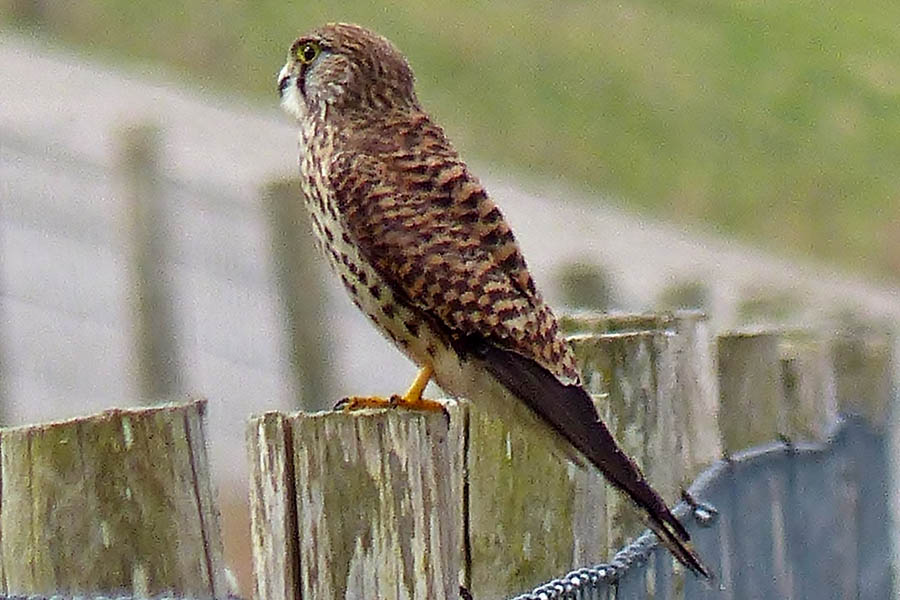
{"left": 277, "top": 23, "right": 708, "bottom": 577}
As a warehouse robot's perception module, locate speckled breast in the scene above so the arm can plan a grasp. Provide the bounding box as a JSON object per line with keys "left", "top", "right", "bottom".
{"left": 295, "top": 125, "right": 450, "bottom": 373}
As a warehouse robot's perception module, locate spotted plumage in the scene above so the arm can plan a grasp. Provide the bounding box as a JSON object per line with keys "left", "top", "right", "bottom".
{"left": 277, "top": 22, "right": 708, "bottom": 578}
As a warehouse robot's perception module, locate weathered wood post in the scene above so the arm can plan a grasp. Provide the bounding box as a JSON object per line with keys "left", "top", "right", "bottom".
{"left": 829, "top": 326, "right": 895, "bottom": 599}
{"left": 831, "top": 326, "right": 894, "bottom": 425}
{"left": 563, "top": 311, "right": 720, "bottom": 550}
{"left": 0, "top": 399, "right": 228, "bottom": 597}
{"left": 779, "top": 330, "right": 837, "bottom": 441}
{"left": 463, "top": 362, "right": 608, "bottom": 598}
{"left": 562, "top": 311, "right": 720, "bottom": 598}
{"left": 717, "top": 330, "right": 784, "bottom": 454}
{"left": 248, "top": 404, "right": 465, "bottom": 600}
{"left": 248, "top": 413, "right": 300, "bottom": 600}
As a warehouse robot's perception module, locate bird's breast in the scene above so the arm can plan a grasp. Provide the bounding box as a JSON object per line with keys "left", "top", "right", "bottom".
{"left": 296, "top": 132, "right": 453, "bottom": 377}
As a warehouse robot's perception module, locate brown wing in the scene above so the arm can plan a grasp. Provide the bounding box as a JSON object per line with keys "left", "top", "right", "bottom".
{"left": 330, "top": 113, "right": 579, "bottom": 382}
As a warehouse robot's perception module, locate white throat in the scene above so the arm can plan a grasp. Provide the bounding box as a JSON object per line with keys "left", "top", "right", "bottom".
{"left": 278, "top": 65, "right": 306, "bottom": 121}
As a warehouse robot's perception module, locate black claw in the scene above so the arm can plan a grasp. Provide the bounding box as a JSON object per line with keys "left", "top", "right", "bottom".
{"left": 332, "top": 397, "right": 352, "bottom": 411}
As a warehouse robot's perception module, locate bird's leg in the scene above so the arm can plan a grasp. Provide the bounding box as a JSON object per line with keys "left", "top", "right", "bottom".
{"left": 390, "top": 364, "right": 444, "bottom": 411}
{"left": 334, "top": 364, "right": 445, "bottom": 413}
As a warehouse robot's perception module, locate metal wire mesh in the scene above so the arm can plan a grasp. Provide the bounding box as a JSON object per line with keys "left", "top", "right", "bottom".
{"left": 507, "top": 414, "right": 891, "bottom": 600}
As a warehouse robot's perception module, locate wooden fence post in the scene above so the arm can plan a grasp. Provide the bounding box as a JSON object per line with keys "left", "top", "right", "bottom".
{"left": 708, "top": 324, "right": 895, "bottom": 599}
{"left": 249, "top": 404, "right": 465, "bottom": 600}
{"left": 248, "top": 412, "right": 299, "bottom": 600}
{"left": 566, "top": 312, "right": 721, "bottom": 488}
{"left": 465, "top": 311, "right": 719, "bottom": 598}
{"left": 671, "top": 312, "right": 722, "bottom": 478}
{"left": 717, "top": 331, "right": 783, "bottom": 453}
{"left": 831, "top": 327, "right": 894, "bottom": 427}
{"left": 562, "top": 311, "right": 721, "bottom": 481}
{"left": 0, "top": 399, "right": 228, "bottom": 597}
{"left": 778, "top": 330, "right": 837, "bottom": 441}
{"left": 713, "top": 329, "right": 791, "bottom": 597}
{"left": 465, "top": 374, "right": 609, "bottom": 599}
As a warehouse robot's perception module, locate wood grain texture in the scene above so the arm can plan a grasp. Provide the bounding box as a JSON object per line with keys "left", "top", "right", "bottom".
{"left": 831, "top": 329, "right": 894, "bottom": 428}
{"left": 0, "top": 399, "right": 227, "bottom": 597}
{"left": 466, "top": 393, "right": 607, "bottom": 600}
{"left": 291, "top": 403, "right": 464, "bottom": 600}
{"left": 565, "top": 311, "right": 721, "bottom": 483}
{"left": 248, "top": 412, "right": 299, "bottom": 600}
{"left": 570, "top": 331, "right": 670, "bottom": 552}
{"left": 670, "top": 312, "right": 722, "bottom": 480}
{"left": 779, "top": 332, "right": 838, "bottom": 442}
{"left": 717, "top": 331, "right": 782, "bottom": 454}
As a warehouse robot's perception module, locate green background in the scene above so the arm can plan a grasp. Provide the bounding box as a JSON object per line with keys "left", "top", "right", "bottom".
{"left": 4, "top": 0, "right": 899, "bottom": 280}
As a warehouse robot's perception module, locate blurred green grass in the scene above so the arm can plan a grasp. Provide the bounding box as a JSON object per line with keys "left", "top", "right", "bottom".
{"left": 4, "top": 0, "right": 899, "bottom": 280}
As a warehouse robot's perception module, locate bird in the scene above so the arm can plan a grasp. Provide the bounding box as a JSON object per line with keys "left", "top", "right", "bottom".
{"left": 277, "top": 22, "right": 709, "bottom": 578}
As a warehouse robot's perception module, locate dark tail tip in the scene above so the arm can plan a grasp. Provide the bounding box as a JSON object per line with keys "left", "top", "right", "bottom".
{"left": 651, "top": 517, "right": 712, "bottom": 579}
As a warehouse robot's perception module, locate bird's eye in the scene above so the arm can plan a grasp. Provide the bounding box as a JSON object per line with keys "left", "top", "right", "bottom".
{"left": 297, "top": 41, "right": 320, "bottom": 64}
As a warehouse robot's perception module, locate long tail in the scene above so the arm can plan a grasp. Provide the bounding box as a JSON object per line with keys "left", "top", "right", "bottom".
{"left": 470, "top": 338, "right": 711, "bottom": 578}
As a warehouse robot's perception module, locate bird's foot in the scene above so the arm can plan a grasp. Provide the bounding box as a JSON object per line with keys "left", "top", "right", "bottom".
{"left": 333, "top": 364, "right": 446, "bottom": 415}
{"left": 333, "top": 394, "right": 447, "bottom": 415}
{"left": 388, "top": 393, "right": 447, "bottom": 414}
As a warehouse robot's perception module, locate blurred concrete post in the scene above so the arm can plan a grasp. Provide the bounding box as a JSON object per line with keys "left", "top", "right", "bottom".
{"left": 118, "top": 123, "right": 182, "bottom": 402}
{"left": 264, "top": 178, "right": 333, "bottom": 411}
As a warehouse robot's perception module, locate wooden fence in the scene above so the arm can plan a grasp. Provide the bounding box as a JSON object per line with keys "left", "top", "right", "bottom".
{"left": 245, "top": 312, "right": 894, "bottom": 600}
{"left": 0, "top": 313, "right": 892, "bottom": 599}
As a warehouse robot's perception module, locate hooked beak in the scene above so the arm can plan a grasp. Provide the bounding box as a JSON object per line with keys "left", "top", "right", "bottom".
{"left": 276, "top": 64, "right": 291, "bottom": 97}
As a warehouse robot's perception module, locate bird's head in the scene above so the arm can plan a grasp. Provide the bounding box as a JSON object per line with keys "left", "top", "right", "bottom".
{"left": 278, "top": 23, "right": 419, "bottom": 122}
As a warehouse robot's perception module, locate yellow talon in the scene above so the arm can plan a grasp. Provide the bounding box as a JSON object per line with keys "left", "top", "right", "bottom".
{"left": 334, "top": 364, "right": 445, "bottom": 413}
